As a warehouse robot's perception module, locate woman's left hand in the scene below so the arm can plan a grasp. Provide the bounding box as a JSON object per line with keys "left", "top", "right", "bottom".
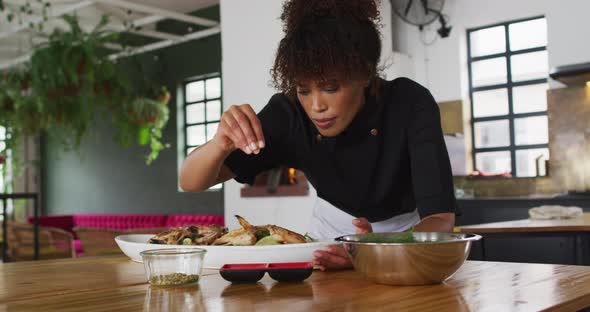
{"left": 313, "top": 245, "right": 350, "bottom": 271}
{"left": 313, "top": 218, "right": 373, "bottom": 271}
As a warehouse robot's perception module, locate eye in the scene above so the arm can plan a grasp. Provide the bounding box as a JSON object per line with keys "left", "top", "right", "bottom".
{"left": 323, "top": 85, "right": 340, "bottom": 93}
{"left": 297, "top": 89, "right": 310, "bottom": 96}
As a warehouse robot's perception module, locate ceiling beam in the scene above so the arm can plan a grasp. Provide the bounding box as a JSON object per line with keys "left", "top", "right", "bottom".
{"left": 97, "top": 0, "right": 218, "bottom": 27}
{"left": 110, "top": 25, "right": 220, "bottom": 60}
{"left": 93, "top": 5, "right": 183, "bottom": 41}
{"left": 128, "top": 29, "right": 182, "bottom": 41}
{"left": 94, "top": 2, "right": 129, "bottom": 22}
{"left": 0, "top": 47, "right": 27, "bottom": 53}
{"left": 130, "top": 15, "right": 166, "bottom": 27}
{"left": 103, "top": 42, "right": 123, "bottom": 50}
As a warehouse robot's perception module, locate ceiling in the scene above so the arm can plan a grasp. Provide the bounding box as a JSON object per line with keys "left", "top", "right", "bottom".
{"left": 126, "top": 0, "right": 219, "bottom": 13}
{"left": 0, "top": 0, "right": 220, "bottom": 69}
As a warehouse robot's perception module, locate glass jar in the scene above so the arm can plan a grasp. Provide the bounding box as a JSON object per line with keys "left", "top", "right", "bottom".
{"left": 140, "top": 248, "right": 206, "bottom": 287}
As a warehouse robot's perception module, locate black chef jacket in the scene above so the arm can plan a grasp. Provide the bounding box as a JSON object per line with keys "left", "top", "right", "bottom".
{"left": 224, "top": 77, "right": 456, "bottom": 222}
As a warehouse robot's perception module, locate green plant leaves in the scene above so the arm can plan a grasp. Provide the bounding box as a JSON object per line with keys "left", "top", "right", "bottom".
{"left": 0, "top": 13, "right": 171, "bottom": 179}
{"left": 137, "top": 125, "right": 150, "bottom": 146}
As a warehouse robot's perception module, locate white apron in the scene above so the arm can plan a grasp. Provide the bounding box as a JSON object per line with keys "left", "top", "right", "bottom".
{"left": 308, "top": 197, "right": 421, "bottom": 240}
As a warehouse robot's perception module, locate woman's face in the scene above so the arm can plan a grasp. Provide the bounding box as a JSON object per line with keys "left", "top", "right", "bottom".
{"left": 296, "top": 78, "right": 367, "bottom": 137}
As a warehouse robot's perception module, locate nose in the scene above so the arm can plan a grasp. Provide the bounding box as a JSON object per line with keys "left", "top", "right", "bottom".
{"left": 311, "top": 94, "right": 328, "bottom": 113}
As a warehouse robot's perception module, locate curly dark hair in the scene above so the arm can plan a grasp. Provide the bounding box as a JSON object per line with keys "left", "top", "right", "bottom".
{"left": 271, "top": 0, "right": 382, "bottom": 97}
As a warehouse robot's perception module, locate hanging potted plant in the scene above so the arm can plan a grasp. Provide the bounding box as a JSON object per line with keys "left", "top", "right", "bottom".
{"left": 112, "top": 91, "right": 170, "bottom": 165}
{"left": 28, "top": 14, "right": 125, "bottom": 148}
{"left": 1, "top": 12, "right": 171, "bottom": 167}
{"left": 152, "top": 86, "right": 171, "bottom": 105}
{"left": 0, "top": 69, "right": 44, "bottom": 179}
{"left": 109, "top": 54, "right": 172, "bottom": 164}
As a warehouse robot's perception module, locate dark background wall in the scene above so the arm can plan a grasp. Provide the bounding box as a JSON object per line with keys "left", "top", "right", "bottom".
{"left": 42, "top": 6, "right": 223, "bottom": 215}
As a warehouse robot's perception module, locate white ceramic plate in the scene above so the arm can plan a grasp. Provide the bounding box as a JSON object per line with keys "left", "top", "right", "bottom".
{"left": 115, "top": 234, "right": 338, "bottom": 269}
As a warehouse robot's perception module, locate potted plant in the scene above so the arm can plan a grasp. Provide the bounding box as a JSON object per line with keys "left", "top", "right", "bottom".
{"left": 0, "top": 13, "right": 171, "bottom": 173}
{"left": 112, "top": 92, "right": 170, "bottom": 165}
{"left": 29, "top": 14, "right": 125, "bottom": 148}
{"left": 155, "top": 87, "right": 171, "bottom": 105}
{"left": 0, "top": 69, "right": 44, "bottom": 179}
{"left": 110, "top": 57, "right": 172, "bottom": 164}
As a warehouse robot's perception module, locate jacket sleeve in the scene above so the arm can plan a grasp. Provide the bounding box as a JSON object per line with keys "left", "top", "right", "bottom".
{"left": 407, "top": 83, "right": 457, "bottom": 218}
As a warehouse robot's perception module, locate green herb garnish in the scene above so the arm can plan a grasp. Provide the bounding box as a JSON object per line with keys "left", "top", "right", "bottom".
{"left": 359, "top": 231, "right": 416, "bottom": 243}
{"left": 254, "top": 228, "right": 270, "bottom": 240}
{"left": 149, "top": 273, "right": 200, "bottom": 286}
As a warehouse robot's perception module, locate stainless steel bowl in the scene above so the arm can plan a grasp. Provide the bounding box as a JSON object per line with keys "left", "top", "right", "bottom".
{"left": 334, "top": 232, "right": 481, "bottom": 286}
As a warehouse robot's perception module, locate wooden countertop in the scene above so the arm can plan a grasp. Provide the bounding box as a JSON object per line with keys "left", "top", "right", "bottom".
{"left": 457, "top": 213, "right": 590, "bottom": 233}
{"left": 2, "top": 256, "right": 590, "bottom": 311}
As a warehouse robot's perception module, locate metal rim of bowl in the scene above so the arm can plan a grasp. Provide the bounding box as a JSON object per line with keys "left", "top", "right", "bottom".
{"left": 333, "top": 232, "right": 482, "bottom": 246}
{"left": 140, "top": 248, "right": 207, "bottom": 257}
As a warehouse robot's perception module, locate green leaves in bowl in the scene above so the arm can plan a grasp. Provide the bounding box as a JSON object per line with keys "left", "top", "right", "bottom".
{"left": 359, "top": 231, "right": 416, "bottom": 243}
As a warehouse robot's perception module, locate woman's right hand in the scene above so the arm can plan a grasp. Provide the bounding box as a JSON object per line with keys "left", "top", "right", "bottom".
{"left": 353, "top": 218, "right": 373, "bottom": 234}
{"left": 212, "top": 104, "right": 265, "bottom": 155}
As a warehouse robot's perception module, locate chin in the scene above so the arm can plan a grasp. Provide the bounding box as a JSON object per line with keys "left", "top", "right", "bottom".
{"left": 318, "top": 127, "right": 344, "bottom": 137}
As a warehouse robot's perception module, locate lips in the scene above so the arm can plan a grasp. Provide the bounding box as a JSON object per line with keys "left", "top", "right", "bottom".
{"left": 313, "top": 117, "right": 336, "bottom": 129}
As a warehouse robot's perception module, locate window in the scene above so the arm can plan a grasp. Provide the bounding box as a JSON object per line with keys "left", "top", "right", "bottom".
{"left": 0, "top": 126, "right": 14, "bottom": 194}
{"left": 468, "top": 16, "right": 549, "bottom": 177}
{"left": 183, "top": 75, "right": 223, "bottom": 190}
{"left": 0, "top": 126, "right": 6, "bottom": 191}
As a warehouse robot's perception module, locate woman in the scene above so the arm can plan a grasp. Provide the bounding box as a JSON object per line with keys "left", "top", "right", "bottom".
{"left": 180, "top": 0, "right": 456, "bottom": 270}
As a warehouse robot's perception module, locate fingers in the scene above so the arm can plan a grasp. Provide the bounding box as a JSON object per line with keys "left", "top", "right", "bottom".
{"left": 219, "top": 104, "right": 265, "bottom": 155}
{"left": 315, "top": 264, "right": 327, "bottom": 272}
{"left": 221, "top": 113, "right": 248, "bottom": 154}
{"left": 313, "top": 245, "right": 352, "bottom": 271}
{"left": 352, "top": 218, "right": 373, "bottom": 234}
{"left": 228, "top": 108, "right": 258, "bottom": 154}
{"left": 240, "top": 104, "right": 265, "bottom": 149}
{"left": 313, "top": 250, "right": 349, "bottom": 269}
{"left": 228, "top": 107, "right": 257, "bottom": 154}
{"left": 216, "top": 119, "right": 237, "bottom": 151}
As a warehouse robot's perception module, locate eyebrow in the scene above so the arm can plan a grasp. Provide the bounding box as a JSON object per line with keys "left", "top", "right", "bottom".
{"left": 317, "top": 80, "right": 340, "bottom": 87}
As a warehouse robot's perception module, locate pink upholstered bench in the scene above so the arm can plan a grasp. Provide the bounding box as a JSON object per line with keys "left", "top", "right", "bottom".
{"left": 73, "top": 214, "right": 168, "bottom": 230}
{"left": 165, "top": 215, "right": 225, "bottom": 227}
{"left": 28, "top": 213, "right": 224, "bottom": 257}
{"left": 28, "top": 215, "right": 75, "bottom": 236}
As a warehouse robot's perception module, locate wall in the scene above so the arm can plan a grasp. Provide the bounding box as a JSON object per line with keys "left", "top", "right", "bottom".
{"left": 220, "top": 0, "right": 402, "bottom": 232}
{"left": 393, "top": 0, "right": 590, "bottom": 195}
{"left": 454, "top": 86, "right": 590, "bottom": 197}
{"left": 220, "top": 0, "right": 313, "bottom": 233}
{"left": 394, "top": 0, "right": 590, "bottom": 102}
{"left": 43, "top": 6, "right": 224, "bottom": 215}
{"left": 544, "top": 86, "right": 590, "bottom": 193}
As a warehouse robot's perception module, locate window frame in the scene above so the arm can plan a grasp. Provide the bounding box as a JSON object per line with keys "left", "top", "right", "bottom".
{"left": 0, "top": 127, "right": 12, "bottom": 194}
{"left": 467, "top": 15, "right": 549, "bottom": 177}
{"left": 182, "top": 73, "right": 223, "bottom": 191}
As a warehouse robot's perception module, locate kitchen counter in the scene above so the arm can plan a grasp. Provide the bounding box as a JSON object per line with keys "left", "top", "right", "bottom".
{"left": 454, "top": 195, "right": 590, "bottom": 227}
{"left": 457, "top": 213, "right": 590, "bottom": 233}
{"left": 456, "top": 213, "right": 590, "bottom": 265}
{"left": 2, "top": 256, "right": 590, "bottom": 311}
{"left": 457, "top": 193, "right": 590, "bottom": 200}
